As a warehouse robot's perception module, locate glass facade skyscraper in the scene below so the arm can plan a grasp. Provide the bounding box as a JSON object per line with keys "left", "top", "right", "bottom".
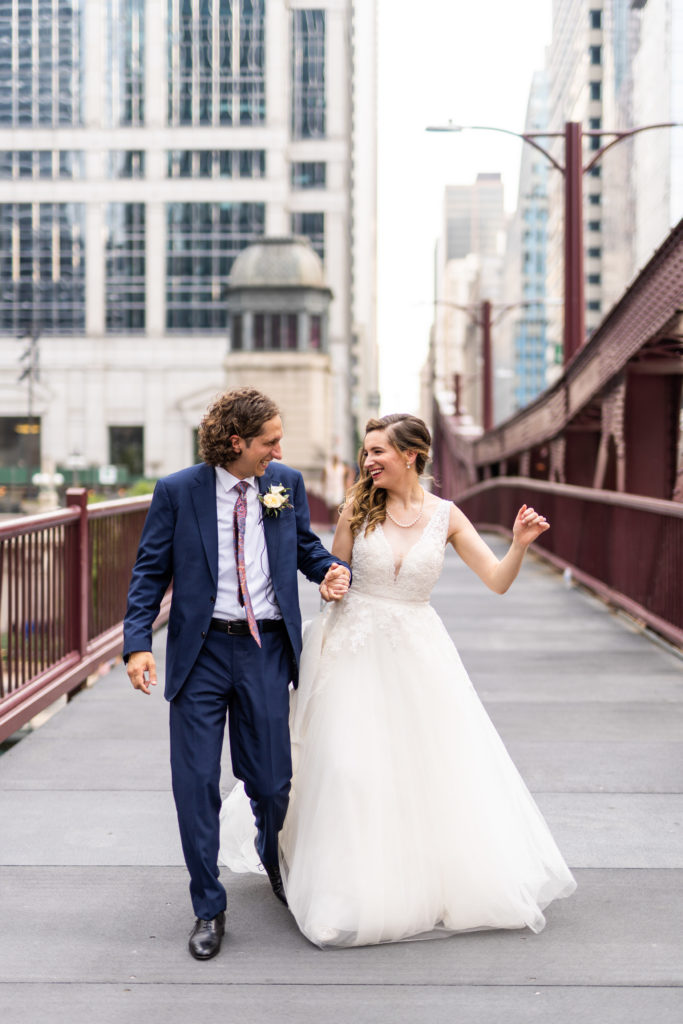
{"left": 0, "top": 1, "right": 378, "bottom": 486}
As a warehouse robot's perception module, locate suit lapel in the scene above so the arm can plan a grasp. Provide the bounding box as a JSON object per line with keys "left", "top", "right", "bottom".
{"left": 258, "top": 469, "right": 281, "bottom": 572}
{"left": 191, "top": 463, "right": 218, "bottom": 585}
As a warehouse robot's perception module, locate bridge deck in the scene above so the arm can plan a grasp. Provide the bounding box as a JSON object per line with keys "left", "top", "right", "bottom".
{"left": 1, "top": 536, "right": 681, "bottom": 1023}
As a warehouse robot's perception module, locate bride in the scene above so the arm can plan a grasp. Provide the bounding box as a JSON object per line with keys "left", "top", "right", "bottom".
{"left": 220, "top": 413, "right": 576, "bottom": 947}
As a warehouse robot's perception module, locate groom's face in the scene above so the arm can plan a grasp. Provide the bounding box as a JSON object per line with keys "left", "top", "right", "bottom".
{"left": 229, "top": 415, "right": 283, "bottom": 479}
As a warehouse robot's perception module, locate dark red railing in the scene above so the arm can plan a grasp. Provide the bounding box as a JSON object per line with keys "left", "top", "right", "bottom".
{"left": 0, "top": 489, "right": 168, "bottom": 743}
{"left": 453, "top": 477, "right": 683, "bottom": 649}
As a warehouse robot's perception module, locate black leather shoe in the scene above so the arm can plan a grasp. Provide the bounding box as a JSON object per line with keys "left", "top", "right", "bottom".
{"left": 254, "top": 839, "right": 288, "bottom": 907}
{"left": 188, "top": 911, "right": 225, "bottom": 960}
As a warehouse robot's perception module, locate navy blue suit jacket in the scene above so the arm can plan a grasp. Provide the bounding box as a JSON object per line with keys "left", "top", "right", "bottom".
{"left": 123, "top": 461, "right": 341, "bottom": 701}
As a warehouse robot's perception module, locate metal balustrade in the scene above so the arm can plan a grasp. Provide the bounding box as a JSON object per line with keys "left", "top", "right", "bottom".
{"left": 0, "top": 489, "right": 169, "bottom": 744}
{"left": 0, "top": 485, "right": 336, "bottom": 744}
{"left": 454, "top": 477, "right": 683, "bottom": 649}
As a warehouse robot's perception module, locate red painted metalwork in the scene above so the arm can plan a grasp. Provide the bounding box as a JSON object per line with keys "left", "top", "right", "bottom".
{"left": 0, "top": 490, "right": 169, "bottom": 743}
{"left": 431, "top": 219, "right": 683, "bottom": 649}
{"left": 564, "top": 122, "right": 586, "bottom": 364}
{"left": 481, "top": 300, "right": 493, "bottom": 431}
{"left": 439, "top": 220, "right": 683, "bottom": 497}
{"left": 454, "top": 477, "right": 683, "bottom": 649}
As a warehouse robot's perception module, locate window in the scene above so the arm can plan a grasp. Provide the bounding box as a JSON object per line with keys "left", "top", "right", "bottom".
{"left": 0, "top": 202, "right": 86, "bottom": 335}
{"left": 589, "top": 9, "right": 602, "bottom": 29}
{"left": 168, "top": 0, "right": 265, "bottom": 127}
{"left": 105, "top": 204, "right": 146, "bottom": 333}
{"left": 291, "top": 212, "right": 324, "bottom": 261}
{"left": 590, "top": 81, "right": 602, "bottom": 101}
{"left": 589, "top": 193, "right": 601, "bottom": 205}
{"left": 166, "top": 202, "right": 265, "bottom": 331}
{"left": 0, "top": 416, "right": 41, "bottom": 473}
{"left": 310, "top": 315, "right": 322, "bottom": 349}
{"left": 239, "top": 150, "right": 266, "bottom": 178}
{"left": 106, "top": 0, "right": 145, "bottom": 126}
{"left": 587, "top": 247, "right": 602, "bottom": 259}
{"left": 109, "top": 426, "right": 144, "bottom": 477}
{"left": 588, "top": 273, "right": 601, "bottom": 285}
{"left": 0, "top": 0, "right": 84, "bottom": 127}
{"left": 231, "top": 314, "right": 243, "bottom": 350}
{"left": 590, "top": 45, "right": 602, "bottom": 65}
{"left": 167, "top": 149, "right": 265, "bottom": 179}
{"left": 587, "top": 300, "right": 601, "bottom": 312}
{"left": 589, "top": 118, "right": 601, "bottom": 130}
{"left": 588, "top": 220, "right": 601, "bottom": 232}
{"left": 0, "top": 151, "right": 83, "bottom": 180}
{"left": 108, "top": 151, "right": 145, "bottom": 179}
{"left": 292, "top": 162, "right": 326, "bottom": 189}
{"left": 292, "top": 10, "right": 326, "bottom": 139}
{"left": 589, "top": 165, "right": 601, "bottom": 178}
{"left": 285, "top": 314, "right": 298, "bottom": 349}
{"left": 253, "top": 313, "right": 265, "bottom": 349}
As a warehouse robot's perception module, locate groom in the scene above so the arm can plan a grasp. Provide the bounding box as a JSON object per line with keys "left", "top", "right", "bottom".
{"left": 124, "top": 386, "right": 349, "bottom": 960}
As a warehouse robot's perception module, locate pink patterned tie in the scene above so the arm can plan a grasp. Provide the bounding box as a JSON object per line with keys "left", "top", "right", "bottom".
{"left": 233, "top": 481, "right": 261, "bottom": 647}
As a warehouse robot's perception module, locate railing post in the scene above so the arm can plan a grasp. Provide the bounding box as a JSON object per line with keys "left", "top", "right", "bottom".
{"left": 66, "top": 488, "right": 89, "bottom": 656}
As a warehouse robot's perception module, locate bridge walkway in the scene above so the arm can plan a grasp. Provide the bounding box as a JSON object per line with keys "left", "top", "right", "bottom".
{"left": 0, "top": 536, "right": 681, "bottom": 1023}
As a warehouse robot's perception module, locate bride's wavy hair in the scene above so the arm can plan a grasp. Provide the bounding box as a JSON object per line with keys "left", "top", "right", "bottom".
{"left": 346, "top": 414, "right": 432, "bottom": 537}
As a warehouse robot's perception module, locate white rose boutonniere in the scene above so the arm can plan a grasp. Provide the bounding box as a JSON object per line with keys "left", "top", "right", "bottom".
{"left": 258, "top": 483, "right": 293, "bottom": 517}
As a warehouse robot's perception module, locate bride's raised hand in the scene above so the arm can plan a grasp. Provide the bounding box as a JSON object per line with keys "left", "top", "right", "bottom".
{"left": 513, "top": 504, "right": 549, "bottom": 548}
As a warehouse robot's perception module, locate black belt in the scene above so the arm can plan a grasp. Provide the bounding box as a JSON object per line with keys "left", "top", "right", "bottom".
{"left": 209, "top": 617, "right": 284, "bottom": 636}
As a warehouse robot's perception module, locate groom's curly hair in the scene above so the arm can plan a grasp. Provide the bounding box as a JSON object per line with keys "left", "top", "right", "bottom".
{"left": 198, "top": 386, "right": 280, "bottom": 466}
{"left": 346, "top": 414, "right": 431, "bottom": 537}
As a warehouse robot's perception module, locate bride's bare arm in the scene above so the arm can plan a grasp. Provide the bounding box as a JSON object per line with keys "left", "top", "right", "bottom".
{"left": 318, "top": 505, "right": 354, "bottom": 602}
{"left": 331, "top": 503, "right": 354, "bottom": 567}
{"left": 447, "top": 502, "right": 549, "bottom": 595}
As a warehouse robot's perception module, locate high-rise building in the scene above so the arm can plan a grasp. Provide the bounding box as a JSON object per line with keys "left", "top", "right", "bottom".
{"left": 545, "top": 0, "right": 682, "bottom": 356}
{"left": 546, "top": 0, "right": 610, "bottom": 351}
{"left": 500, "top": 69, "right": 551, "bottom": 415}
{"left": 430, "top": 174, "right": 505, "bottom": 428}
{"left": 0, "top": 0, "right": 377, "bottom": 491}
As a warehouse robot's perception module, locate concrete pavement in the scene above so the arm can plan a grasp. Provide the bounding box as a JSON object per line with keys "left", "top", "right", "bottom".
{"left": 0, "top": 535, "right": 681, "bottom": 1023}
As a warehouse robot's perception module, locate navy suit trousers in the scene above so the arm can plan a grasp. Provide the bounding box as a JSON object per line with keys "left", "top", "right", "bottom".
{"left": 169, "top": 624, "right": 292, "bottom": 920}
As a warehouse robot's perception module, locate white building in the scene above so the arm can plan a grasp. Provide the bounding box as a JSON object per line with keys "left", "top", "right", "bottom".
{"left": 545, "top": 0, "right": 682, "bottom": 354}
{"left": 429, "top": 175, "right": 505, "bottom": 428}
{"left": 630, "top": 0, "right": 683, "bottom": 272}
{"left": 0, "top": 0, "right": 377, "bottom": 494}
{"left": 546, "top": 0, "right": 609, "bottom": 350}
{"left": 499, "top": 69, "right": 552, "bottom": 417}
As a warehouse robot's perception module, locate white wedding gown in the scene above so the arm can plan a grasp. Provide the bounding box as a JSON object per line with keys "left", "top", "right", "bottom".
{"left": 219, "top": 499, "right": 576, "bottom": 947}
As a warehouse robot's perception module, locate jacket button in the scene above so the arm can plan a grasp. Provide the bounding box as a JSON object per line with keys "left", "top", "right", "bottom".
{"left": 210, "top": 596, "right": 215, "bottom": 603}
{"left": 201, "top": 631, "right": 206, "bottom": 638}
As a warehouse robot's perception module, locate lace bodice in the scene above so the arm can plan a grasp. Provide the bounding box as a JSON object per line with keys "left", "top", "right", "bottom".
{"left": 351, "top": 499, "right": 451, "bottom": 603}
{"left": 320, "top": 499, "right": 452, "bottom": 655}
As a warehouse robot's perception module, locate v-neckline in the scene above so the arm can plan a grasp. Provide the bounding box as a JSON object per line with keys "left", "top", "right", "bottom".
{"left": 377, "top": 506, "right": 439, "bottom": 582}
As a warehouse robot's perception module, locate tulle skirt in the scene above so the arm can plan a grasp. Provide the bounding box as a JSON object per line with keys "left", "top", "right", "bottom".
{"left": 220, "top": 597, "right": 576, "bottom": 948}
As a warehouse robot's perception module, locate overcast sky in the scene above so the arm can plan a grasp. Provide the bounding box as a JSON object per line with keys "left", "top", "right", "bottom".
{"left": 375, "top": 0, "right": 553, "bottom": 413}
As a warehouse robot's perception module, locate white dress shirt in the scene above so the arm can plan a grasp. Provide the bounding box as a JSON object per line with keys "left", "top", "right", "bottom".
{"left": 213, "top": 467, "right": 282, "bottom": 621}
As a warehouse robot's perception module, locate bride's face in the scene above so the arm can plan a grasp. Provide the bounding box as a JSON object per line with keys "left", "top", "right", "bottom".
{"left": 363, "top": 429, "right": 405, "bottom": 490}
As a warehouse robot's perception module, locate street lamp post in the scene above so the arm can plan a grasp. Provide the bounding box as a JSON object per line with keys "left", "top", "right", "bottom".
{"left": 434, "top": 298, "right": 529, "bottom": 431}
{"left": 427, "top": 120, "right": 680, "bottom": 365}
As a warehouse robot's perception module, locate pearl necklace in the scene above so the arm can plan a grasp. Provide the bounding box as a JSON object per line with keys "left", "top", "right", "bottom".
{"left": 385, "top": 492, "right": 424, "bottom": 529}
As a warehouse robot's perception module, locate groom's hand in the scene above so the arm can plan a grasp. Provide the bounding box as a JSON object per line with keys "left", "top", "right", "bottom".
{"left": 127, "top": 650, "right": 158, "bottom": 695}
{"left": 320, "top": 563, "right": 350, "bottom": 603}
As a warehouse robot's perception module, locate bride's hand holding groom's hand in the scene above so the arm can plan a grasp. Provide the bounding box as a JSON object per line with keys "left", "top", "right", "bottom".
{"left": 320, "top": 562, "right": 350, "bottom": 603}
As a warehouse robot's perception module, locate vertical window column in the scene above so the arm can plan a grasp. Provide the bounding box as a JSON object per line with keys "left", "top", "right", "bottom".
{"left": 105, "top": 204, "right": 146, "bottom": 333}
{"left": 291, "top": 10, "right": 326, "bottom": 139}
{"left": 168, "top": 0, "right": 265, "bottom": 127}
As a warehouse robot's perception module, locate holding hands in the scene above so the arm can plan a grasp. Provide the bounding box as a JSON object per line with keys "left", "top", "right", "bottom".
{"left": 513, "top": 504, "right": 549, "bottom": 548}
{"left": 320, "top": 562, "right": 350, "bottom": 602}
